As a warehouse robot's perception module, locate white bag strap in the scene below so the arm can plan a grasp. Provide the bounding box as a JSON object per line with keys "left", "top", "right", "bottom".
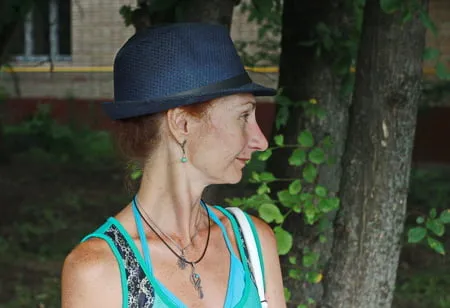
{"left": 226, "top": 207, "right": 268, "bottom": 308}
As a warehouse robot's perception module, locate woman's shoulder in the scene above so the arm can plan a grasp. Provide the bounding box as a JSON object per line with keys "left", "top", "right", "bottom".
{"left": 61, "top": 238, "right": 122, "bottom": 307}
{"left": 63, "top": 237, "right": 117, "bottom": 276}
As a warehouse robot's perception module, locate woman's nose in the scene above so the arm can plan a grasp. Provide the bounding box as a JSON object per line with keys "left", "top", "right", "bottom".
{"left": 249, "top": 121, "right": 269, "bottom": 152}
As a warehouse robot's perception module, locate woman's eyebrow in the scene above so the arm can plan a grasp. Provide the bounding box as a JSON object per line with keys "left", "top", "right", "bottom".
{"left": 241, "top": 101, "right": 256, "bottom": 110}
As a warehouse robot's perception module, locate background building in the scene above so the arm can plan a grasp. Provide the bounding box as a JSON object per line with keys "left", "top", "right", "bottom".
{"left": 1, "top": 0, "right": 448, "bottom": 100}
{"left": 0, "top": 0, "right": 276, "bottom": 99}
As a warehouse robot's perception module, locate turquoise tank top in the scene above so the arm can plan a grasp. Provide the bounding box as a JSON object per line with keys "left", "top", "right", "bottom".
{"left": 82, "top": 204, "right": 265, "bottom": 308}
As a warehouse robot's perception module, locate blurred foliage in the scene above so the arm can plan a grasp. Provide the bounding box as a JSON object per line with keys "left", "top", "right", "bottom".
{"left": 393, "top": 267, "right": 450, "bottom": 308}
{"left": 2, "top": 103, "right": 116, "bottom": 165}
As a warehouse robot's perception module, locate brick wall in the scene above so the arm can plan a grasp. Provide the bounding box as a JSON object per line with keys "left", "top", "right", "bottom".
{"left": 0, "top": 0, "right": 448, "bottom": 99}
{"left": 71, "top": 0, "right": 135, "bottom": 66}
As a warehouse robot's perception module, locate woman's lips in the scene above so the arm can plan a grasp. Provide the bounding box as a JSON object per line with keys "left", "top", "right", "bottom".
{"left": 236, "top": 158, "right": 250, "bottom": 166}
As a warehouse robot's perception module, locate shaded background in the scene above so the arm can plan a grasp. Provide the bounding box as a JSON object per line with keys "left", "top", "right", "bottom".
{"left": 0, "top": 0, "right": 450, "bottom": 307}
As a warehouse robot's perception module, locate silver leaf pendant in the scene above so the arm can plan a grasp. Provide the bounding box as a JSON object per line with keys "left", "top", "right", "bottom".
{"left": 177, "top": 257, "right": 188, "bottom": 270}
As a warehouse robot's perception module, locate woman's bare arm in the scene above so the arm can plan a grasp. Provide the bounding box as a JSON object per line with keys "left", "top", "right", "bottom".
{"left": 251, "top": 216, "right": 287, "bottom": 308}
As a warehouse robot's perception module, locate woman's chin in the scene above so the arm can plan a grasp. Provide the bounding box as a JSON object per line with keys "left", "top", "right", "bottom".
{"left": 211, "top": 170, "right": 243, "bottom": 185}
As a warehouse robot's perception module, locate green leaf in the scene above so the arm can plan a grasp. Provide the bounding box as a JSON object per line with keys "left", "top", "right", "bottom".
{"left": 277, "top": 190, "right": 297, "bottom": 208}
{"left": 304, "top": 201, "right": 318, "bottom": 225}
{"left": 289, "top": 256, "right": 297, "bottom": 265}
{"left": 251, "top": 0, "right": 273, "bottom": 15}
{"left": 274, "top": 226, "right": 293, "bottom": 255}
{"left": 297, "top": 130, "right": 314, "bottom": 147}
{"left": 423, "top": 48, "right": 440, "bottom": 61}
{"left": 427, "top": 236, "right": 445, "bottom": 255}
{"left": 275, "top": 106, "right": 289, "bottom": 130}
{"left": 259, "top": 203, "right": 284, "bottom": 224}
{"left": 300, "top": 193, "right": 313, "bottom": 202}
{"left": 430, "top": 208, "right": 437, "bottom": 219}
{"left": 251, "top": 172, "right": 260, "bottom": 182}
{"left": 419, "top": 9, "right": 438, "bottom": 37}
{"left": 274, "top": 134, "right": 284, "bottom": 146}
{"left": 322, "top": 136, "right": 333, "bottom": 149}
{"left": 315, "top": 185, "right": 327, "bottom": 197}
{"left": 258, "top": 149, "right": 272, "bottom": 161}
{"left": 319, "top": 235, "right": 327, "bottom": 243}
{"left": 302, "top": 252, "right": 319, "bottom": 268}
{"left": 308, "top": 147, "right": 325, "bottom": 164}
{"left": 426, "top": 219, "right": 445, "bottom": 237}
{"left": 289, "top": 180, "right": 302, "bottom": 195}
{"left": 259, "top": 171, "right": 276, "bottom": 182}
{"left": 318, "top": 199, "right": 337, "bottom": 213}
{"left": 439, "top": 210, "right": 450, "bottom": 224}
{"left": 284, "top": 288, "right": 291, "bottom": 302}
{"left": 402, "top": 10, "right": 413, "bottom": 23}
{"left": 407, "top": 227, "right": 427, "bottom": 243}
{"left": 289, "top": 149, "right": 307, "bottom": 166}
{"left": 436, "top": 62, "right": 449, "bottom": 80}
{"left": 225, "top": 197, "right": 245, "bottom": 207}
{"left": 305, "top": 271, "right": 322, "bottom": 284}
{"left": 245, "top": 193, "right": 273, "bottom": 209}
{"left": 416, "top": 216, "right": 425, "bottom": 224}
{"left": 380, "top": 0, "right": 402, "bottom": 13}
{"left": 257, "top": 183, "right": 270, "bottom": 195}
{"left": 289, "top": 268, "right": 301, "bottom": 280}
{"left": 303, "top": 164, "right": 317, "bottom": 183}
{"left": 316, "top": 108, "right": 327, "bottom": 120}
{"left": 292, "top": 204, "right": 302, "bottom": 213}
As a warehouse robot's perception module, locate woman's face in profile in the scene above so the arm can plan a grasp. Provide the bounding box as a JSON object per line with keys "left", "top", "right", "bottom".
{"left": 187, "top": 93, "right": 269, "bottom": 185}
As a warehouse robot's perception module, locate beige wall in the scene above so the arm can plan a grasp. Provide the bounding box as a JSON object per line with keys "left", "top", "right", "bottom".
{"left": 0, "top": 0, "right": 449, "bottom": 99}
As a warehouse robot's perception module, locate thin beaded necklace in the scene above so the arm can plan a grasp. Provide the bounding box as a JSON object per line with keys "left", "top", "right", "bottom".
{"left": 133, "top": 196, "right": 211, "bottom": 299}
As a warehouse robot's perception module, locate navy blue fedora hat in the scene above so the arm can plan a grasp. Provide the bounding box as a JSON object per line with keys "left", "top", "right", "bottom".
{"left": 102, "top": 22, "right": 277, "bottom": 120}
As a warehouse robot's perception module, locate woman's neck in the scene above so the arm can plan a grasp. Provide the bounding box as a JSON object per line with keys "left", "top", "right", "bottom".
{"left": 135, "top": 150, "right": 209, "bottom": 245}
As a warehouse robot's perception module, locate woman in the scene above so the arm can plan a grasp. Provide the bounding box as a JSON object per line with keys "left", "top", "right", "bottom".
{"left": 61, "top": 22, "right": 286, "bottom": 308}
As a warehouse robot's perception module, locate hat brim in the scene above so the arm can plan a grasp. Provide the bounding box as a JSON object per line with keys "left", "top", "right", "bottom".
{"left": 102, "top": 82, "right": 277, "bottom": 120}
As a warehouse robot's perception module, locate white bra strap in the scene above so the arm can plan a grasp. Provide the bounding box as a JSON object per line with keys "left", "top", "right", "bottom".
{"left": 226, "top": 207, "right": 268, "bottom": 308}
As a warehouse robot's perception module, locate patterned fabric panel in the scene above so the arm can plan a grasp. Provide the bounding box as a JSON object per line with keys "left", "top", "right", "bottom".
{"left": 102, "top": 217, "right": 256, "bottom": 308}
{"left": 104, "top": 225, "right": 155, "bottom": 308}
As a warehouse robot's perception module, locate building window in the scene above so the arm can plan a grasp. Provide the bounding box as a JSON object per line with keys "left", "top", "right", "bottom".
{"left": 8, "top": 0, "right": 71, "bottom": 62}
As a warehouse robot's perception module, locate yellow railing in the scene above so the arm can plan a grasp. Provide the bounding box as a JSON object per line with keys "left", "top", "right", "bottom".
{"left": 0, "top": 65, "right": 437, "bottom": 75}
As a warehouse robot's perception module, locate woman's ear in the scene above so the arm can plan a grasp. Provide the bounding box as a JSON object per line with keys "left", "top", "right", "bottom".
{"left": 166, "top": 108, "right": 189, "bottom": 142}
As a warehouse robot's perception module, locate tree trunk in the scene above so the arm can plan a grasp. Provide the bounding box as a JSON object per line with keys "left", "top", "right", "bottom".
{"left": 182, "top": 0, "right": 235, "bottom": 29}
{"left": 137, "top": 0, "right": 235, "bottom": 30}
{"left": 267, "top": 0, "right": 351, "bottom": 305}
{"left": 321, "top": 1, "right": 426, "bottom": 307}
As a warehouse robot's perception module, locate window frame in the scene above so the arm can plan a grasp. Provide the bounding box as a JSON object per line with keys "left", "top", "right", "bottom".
{"left": 13, "top": 0, "right": 71, "bottom": 62}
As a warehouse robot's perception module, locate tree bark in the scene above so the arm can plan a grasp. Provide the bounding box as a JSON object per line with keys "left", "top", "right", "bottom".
{"left": 267, "top": 0, "right": 351, "bottom": 305}
{"left": 181, "top": 0, "right": 235, "bottom": 29}
{"left": 321, "top": 1, "right": 426, "bottom": 307}
{"left": 137, "top": 0, "right": 235, "bottom": 30}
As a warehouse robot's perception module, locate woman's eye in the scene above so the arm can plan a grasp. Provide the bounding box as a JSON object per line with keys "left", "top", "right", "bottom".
{"left": 241, "top": 113, "right": 250, "bottom": 122}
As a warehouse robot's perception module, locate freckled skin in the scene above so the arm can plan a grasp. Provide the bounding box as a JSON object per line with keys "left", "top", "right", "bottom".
{"left": 61, "top": 94, "right": 286, "bottom": 308}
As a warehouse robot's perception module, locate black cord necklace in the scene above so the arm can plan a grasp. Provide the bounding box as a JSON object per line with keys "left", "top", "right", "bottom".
{"left": 134, "top": 198, "right": 211, "bottom": 299}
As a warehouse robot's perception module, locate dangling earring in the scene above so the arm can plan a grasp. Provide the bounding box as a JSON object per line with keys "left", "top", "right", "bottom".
{"left": 180, "top": 140, "right": 188, "bottom": 163}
